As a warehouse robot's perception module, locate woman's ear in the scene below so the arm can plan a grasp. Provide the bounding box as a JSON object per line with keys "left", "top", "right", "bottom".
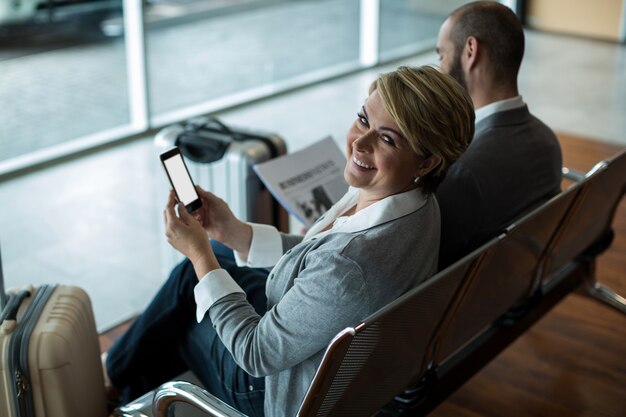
{"left": 417, "top": 155, "right": 442, "bottom": 178}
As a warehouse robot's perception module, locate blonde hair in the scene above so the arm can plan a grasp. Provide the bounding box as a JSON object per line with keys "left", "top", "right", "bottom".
{"left": 370, "top": 65, "right": 474, "bottom": 194}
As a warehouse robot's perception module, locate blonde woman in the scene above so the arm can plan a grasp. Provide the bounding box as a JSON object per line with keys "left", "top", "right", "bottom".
{"left": 105, "top": 66, "right": 474, "bottom": 417}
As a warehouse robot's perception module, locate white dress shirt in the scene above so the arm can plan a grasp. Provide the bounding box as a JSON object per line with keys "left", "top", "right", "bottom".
{"left": 474, "top": 95, "right": 525, "bottom": 124}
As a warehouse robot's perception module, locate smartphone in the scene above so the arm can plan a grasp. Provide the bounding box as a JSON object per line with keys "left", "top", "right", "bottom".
{"left": 159, "top": 147, "right": 203, "bottom": 213}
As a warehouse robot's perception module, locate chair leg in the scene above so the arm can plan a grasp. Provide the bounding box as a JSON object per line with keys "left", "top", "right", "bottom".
{"left": 584, "top": 279, "right": 626, "bottom": 314}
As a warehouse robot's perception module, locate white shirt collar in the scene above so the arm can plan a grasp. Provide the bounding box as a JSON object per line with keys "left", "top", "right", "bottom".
{"left": 303, "top": 186, "right": 428, "bottom": 241}
{"left": 475, "top": 95, "right": 525, "bottom": 124}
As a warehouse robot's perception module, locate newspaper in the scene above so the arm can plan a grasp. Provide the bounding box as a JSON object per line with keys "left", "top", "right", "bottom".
{"left": 254, "top": 136, "right": 349, "bottom": 226}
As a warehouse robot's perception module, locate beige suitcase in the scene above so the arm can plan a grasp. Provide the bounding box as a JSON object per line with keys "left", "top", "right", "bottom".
{"left": 0, "top": 284, "right": 107, "bottom": 417}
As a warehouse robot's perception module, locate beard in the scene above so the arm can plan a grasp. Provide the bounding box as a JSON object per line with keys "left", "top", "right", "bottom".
{"left": 448, "top": 52, "right": 468, "bottom": 92}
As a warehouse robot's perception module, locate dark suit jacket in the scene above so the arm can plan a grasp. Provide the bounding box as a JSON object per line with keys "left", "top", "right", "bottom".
{"left": 436, "top": 105, "right": 563, "bottom": 270}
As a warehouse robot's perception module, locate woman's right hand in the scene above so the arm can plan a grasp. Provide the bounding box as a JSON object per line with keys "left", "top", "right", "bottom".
{"left": 195, "top": 186, "right": 253, "bottom": 255}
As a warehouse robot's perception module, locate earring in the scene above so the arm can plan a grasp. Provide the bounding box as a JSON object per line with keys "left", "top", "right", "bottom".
{"left": 413, "top": 176, "right": 420, "bottom": 184}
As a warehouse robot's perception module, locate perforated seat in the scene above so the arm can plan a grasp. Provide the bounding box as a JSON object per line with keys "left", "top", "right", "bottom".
{"left": 294, "top": 245, "right": 485, "bottom": 417}
{"left": 541, "top": 150, "right": 626, "bottom": 313}
{"left": 433, "top": 182, "right": 583, "bottom": 366}
{"left": 117, "top": 247, "right": 486, "bottom": 417}
{"left": 116, "top": 151, "right": 626, "bottom": 417}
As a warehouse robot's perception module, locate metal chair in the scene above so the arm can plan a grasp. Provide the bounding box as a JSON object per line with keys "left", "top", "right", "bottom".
{"left": 381, "top": 237, "right": 499, "bottom": 414}
{"left": 433, "top": 180, "right": 583, "bottom": 367}
{"left": 385, "top": 180, "right": 586, "bottom": 416}
{"left": 541, "top": 150, "right": 626, "bottom": 313}
{"left": 117, "top": 245, "right": 484, "bottom": 417}
{"left": 116, "top": 150, "right": 626, "bottom": 416}
{"left": 296, "top": 241, "right": 493, "bottom": 417}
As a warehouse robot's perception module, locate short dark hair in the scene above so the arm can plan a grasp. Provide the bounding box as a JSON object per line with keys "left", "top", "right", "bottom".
{"left": 450, "top": 1, "right": 524, "bottom": 86}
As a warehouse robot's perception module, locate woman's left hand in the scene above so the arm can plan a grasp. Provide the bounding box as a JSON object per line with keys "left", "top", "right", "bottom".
{"left": 164, "top": 191, "right": 218, "bottom": 278}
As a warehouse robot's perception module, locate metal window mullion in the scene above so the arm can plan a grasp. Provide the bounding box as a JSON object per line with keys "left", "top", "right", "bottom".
{"left": 124, "top": 0, "right": 151, "bottom": 131}
{"left": 359, "top": 0, "right": 380, "bottom": 68}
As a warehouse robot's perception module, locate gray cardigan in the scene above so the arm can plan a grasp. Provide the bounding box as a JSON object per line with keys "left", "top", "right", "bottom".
{"left": 208, "top": 194, "right": 440, "bottom": 417}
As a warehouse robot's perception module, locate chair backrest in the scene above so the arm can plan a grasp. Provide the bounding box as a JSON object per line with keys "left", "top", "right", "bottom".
{"left": 541, "top": 149, "right": 626, "bottom": 283}
{"left": 294, "top": 151, "right": 625, "bottom": 416}
{"left": 296, "top": 245, "right": 488, "bottom": 417}
{"left": 434, "top": 183, "right": 582, "bottom": 363}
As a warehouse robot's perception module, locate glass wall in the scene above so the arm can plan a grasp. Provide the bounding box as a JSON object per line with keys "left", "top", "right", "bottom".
{"left": 0, "top": 0, "right": 473, "bottom": 329}
{"left": 0, "top": 2, "right": 130, "bottom": 167}
{"left": 378, "top": 0, "right": 469, "bottom": 61}
{"left": 0, "top": 0, "right": 472, "bottom": 175}
{"left": 147, "top": 0, "right": 361, "bottom": 121}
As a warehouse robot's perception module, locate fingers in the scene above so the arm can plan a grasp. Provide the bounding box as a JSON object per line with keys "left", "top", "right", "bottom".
{"left": 164, "top": 192, "right": 175, "bottom": 218}
{"left": 164, "top": 192, "right": 179, "bottom": 231}
{"left": 178, "top": 202, "right": 193, "bottom": 224}
{"left": 196, "top": 186, "right": 221, "bottom": 206}
{"left": 167, "top": 190, "right": 177, "bottom": 208}
{"left": 191, "top": 211, "right": 203, "bottom": 223}
{"left": 164, "top": 190, "right": 197, "bottom": 227}
{"left": 195, "top": 185, "right": 210, "bottom": 199}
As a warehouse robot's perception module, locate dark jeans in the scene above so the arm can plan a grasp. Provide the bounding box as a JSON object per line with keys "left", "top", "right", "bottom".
{"left": 106, "top": 242, "right": 270, "bottom": 417}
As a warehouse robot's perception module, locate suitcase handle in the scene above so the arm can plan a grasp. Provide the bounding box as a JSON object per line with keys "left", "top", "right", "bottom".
{"left": 177, "top": 117, "right": 281, "bottom": 164}
{"left": 0, "top": 289, "right": 31, "bottom": 323}
{"left": 177, "top": 131, "right": 231, "bottom": 164}
{"left": 177, "top": 117, "right": 235, "bottom": 163}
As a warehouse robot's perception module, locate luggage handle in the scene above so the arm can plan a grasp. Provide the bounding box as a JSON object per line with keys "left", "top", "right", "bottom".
{"left": 0, "top": 289, "right": 31, "bottom": 324}
{"left": 177, "top": 117, "right": 235, "bottom": 164}
{"left": 176, "top": 117, "right": 280, "bottom": 164}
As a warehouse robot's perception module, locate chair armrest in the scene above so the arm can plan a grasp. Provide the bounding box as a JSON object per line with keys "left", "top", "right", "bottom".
{"left": 153, "top": 380, "right": 249, "bottom": 417}
{"left": 562, "top": 166, "right": 586, "bottom": 182}
{"left": 113, "top": 390, "right": 153, "bottom": 417}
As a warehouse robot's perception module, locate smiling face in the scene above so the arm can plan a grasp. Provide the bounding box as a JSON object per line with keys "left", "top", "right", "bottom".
{"left": 344, "top": 90, "right": 422, "bottom": 205}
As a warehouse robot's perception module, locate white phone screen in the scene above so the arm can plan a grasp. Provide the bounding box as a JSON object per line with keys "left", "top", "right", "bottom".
{"left": 163, "top": 154, "right": 198, "bottom": 206}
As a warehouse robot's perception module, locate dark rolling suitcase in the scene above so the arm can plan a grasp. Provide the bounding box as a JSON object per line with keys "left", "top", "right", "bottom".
{"left": 0, "top": 245, "right": 107, "bottom": 417}
{"left": 155, "top": 116, "right": 289, "bottom": 274}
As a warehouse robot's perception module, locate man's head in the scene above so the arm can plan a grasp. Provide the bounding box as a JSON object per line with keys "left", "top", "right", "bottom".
{"left": 437, "top": 1, "right": 524, "bottom": 99}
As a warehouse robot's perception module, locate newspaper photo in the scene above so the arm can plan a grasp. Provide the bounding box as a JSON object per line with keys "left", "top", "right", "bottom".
{"left": 254, "top": 136, "right": 348, "bottom": 226}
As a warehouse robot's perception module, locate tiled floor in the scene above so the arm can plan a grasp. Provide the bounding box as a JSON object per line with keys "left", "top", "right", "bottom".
{"left": 1, "top": 29, "right": 625, "bottom": 331}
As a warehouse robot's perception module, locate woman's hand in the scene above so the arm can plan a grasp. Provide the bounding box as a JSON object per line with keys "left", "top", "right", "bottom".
{"left": 195, "top": 186, "right": 253, "bottom": 256}
{"left": 164, "top": 192, "right": 218, "bottom": 279}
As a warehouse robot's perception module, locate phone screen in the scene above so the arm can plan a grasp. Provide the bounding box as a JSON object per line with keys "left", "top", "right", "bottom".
{"left": 161, "top": 149, "right": 202, "bottom": 212}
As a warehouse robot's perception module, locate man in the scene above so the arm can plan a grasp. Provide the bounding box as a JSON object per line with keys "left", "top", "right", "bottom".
{"left": 435, "top": 1, "right": 563, "bottom": 270}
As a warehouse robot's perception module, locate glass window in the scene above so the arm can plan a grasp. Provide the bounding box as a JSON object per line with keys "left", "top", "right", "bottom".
{"left": 0, "top": 1, "right": 131, "bottom": 165}
{"left": 146, "top": 0, "right": 361, "bottom": 121}
{"left": 3, "top": 0, "right": 473, "bottom": 329}
{"left": 378, "top": 0, "right": 469, "bottom": 62}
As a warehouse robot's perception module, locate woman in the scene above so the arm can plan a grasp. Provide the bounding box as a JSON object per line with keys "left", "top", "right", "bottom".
{"left": 105, "top": 65, "right": 475, "bottom": 417}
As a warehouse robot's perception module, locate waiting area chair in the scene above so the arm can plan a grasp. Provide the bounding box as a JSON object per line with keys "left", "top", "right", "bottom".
{"left": 116, "top": 246, "right": 481, "bottom": 417}
{"left": 115, "top": 150, "right": 626, "bottom": 417}
{"left": 434, "top": 179, "right": 583, "bottom": 368}
{"left": 544, "top": 149, "right": 626, "bottom": 313}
